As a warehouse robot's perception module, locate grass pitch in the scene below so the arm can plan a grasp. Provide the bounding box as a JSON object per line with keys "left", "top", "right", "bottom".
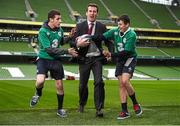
{"left": 0, "top": 80, "right": 180, "bottom": 125}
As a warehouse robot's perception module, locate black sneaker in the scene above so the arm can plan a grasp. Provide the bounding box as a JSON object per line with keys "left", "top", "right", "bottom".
{"left": 30, "top": 95, "right": 40, "bottom": 107}
{"left": 117, "top": 111, "right": 130, "bottom": 120}
{"left": 57, "top": 109, "right": 67, "bottom": 118}
{"left": 96, "top": 110, "right": 103, "bottom": 118}
{"left": 133, "top": 104, "right": 143, "bottom": 116}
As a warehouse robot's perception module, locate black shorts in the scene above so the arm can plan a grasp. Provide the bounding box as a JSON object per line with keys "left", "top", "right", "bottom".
{"left": 37, "top": 58, "right": 64, "bottom": 80}
{"left": 115, "top": 57, "right": 137, "bottom": 77}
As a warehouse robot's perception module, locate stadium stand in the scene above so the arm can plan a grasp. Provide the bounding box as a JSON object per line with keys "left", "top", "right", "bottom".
{"left": 67, "top": 0, "right": 116, "bottom": 24}
{"left": 165, "top": 5, "right": 179, "bottom": 26}
{"left": 24, "top": 0, "right": 37, "bottom": 21}
{"left": 170, "top": 6, "right": 180, "bottom": 18}
{"left": 0, "top": 0, "right": 28, "bottom": 20}
{"left": 0, "top": 0, "right": 179, "bottom": 69}
{"left": 28, "top": 0, "right": 74, "bottom": 23}
{"left": 136, "top": 0, "right": 179, "bottom": 29}
{"left": 1, "top": 0, "right": 180, "bottom": 28}
{"left": 98, "top": 0, "right": 118, "bottom": 22}
{"left": 130, "top": 0, "right": 160, "bottom": 28}
{"left": 103, "top": 0, "right": 155, "bottom": 28}
{"left": 68, "top": 0, "right": 108, "bottom": 19}
{"left": 168, "top": 6, "right": 180, "bottom": 26}
{"left": 0, "top": 19, "right": 179, "bottom": 51}
{"left": 64, "top": 0, "right": 81, "bottom": 22}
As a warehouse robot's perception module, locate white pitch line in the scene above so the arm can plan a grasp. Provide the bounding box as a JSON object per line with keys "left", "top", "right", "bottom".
{"left": 156, "top": 47, "right": 171, "bottom": 57}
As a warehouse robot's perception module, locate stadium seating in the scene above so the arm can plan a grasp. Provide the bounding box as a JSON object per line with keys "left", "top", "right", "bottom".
{"left": 170, "top": 6, "right": 180, "bottom": 19}
{"left": 0, "top": 0, "right": 179, "bottom": 65}
{"left": 28, "top": 0, "right": 74, "bottom": 23}
{"left": 0, "top": 0, "right": 28, "bottom": 20}
{"left": 0, "top": 0, "right": 180, "bottom": 29}
{"left": 136, "top": 0, "right": 179, "bottom": 29}
{"left": 24, "top": 0, "right": 36, "bottom": 21}
{"left": 68, "top": 0, "right": 108, "bottom": 19}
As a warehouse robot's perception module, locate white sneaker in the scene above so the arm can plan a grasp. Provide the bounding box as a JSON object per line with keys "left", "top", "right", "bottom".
{"left": 30, "top": 95, "right": 40, "bottom": 107}
{"left": 57, "top": 109, "right": 67, "bottom": 118}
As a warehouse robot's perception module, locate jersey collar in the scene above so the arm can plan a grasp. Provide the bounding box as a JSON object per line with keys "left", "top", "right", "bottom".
{"left": 119, "top": 27, "right": 131, "bottom": 37}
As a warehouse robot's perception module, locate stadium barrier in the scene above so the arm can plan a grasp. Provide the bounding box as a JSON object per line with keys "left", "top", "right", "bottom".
{"left": 0, "top": 19, "right": 180, "bottom": 64}
{"left": 1, "top": 29, "right": 180, "bottom": 42}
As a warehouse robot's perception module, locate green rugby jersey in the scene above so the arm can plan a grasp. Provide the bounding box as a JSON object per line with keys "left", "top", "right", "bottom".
{"left": 38, "top": 22, "right": 64, "bottom": 60}
{"left": 103, "top": 27, "right": 137, "bottom": 58}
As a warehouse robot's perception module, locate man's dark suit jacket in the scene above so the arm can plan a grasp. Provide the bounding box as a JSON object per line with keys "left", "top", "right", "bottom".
{"left": 71, "top": 21, "right": 113, "bottom": 58}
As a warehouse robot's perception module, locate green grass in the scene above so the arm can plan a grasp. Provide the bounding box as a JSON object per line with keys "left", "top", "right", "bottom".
{"left": 136, "top": 47, "right": 180, "bottom": 57}
{"left": 159, "top": 47, "right": 180, "bottom": 57}
{"left": 137, "top": 47, "right": 166, "bottom": 56}
{"left": 0, "top": 41, "right": 34, "bottom": 52}
{"left": 0, "top": 80, "right": 180, "bottom": 125}
{"left": 0, "top": 63, "right": 36, "bottom": 79}
{"left": 0, "top": 63, "right": 180, "bottom": 80}
{"left": 137, "top": 66, "right": 180, "bottom": 79}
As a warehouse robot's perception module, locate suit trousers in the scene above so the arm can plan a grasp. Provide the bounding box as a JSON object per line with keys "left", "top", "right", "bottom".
{"left": 79, "top": 57, "right": 105, "bottom": 110}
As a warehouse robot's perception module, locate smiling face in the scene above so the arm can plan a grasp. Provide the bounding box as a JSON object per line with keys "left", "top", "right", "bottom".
{"left": 117, "top": 15, "right": 131, "bottom": 33}
{"left": 118, "top": 20, "right": 129, "bottom": 33}
{"left": 86, "top": 6, "right": 98, "bottom": 22}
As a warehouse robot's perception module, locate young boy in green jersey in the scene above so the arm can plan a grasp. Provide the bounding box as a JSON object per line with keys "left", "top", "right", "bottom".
{"left": 92, "top": 15, "right": 143, "bottom": 119}
{"left": 30, "top": 9, "right": 78, "bottom": 117}
{"left": 104, "top": 15, "right": 143, "bottom": 119}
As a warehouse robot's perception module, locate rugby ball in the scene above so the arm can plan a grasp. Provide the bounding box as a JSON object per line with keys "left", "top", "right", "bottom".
{"left": 77, "top": 34, "right": 92, "bottom": 43}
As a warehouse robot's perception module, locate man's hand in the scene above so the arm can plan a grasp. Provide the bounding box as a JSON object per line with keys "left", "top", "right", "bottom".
{"left": 103, "top": 50, "right": 111, "bottom": 61}
{"left": 69, "top": 27, "right": 76, "bottom": 38}
{"left": 68, "top": 48, "right": 78, "bottom": 57}
{"left": 103, "top": 50, "right": 111, "bottom": 57}
{"left": 76, "top": 37, "right": 90, "bottom": 47}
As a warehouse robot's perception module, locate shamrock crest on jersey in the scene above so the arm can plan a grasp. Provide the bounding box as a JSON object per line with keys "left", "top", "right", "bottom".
{"left": 123, "top": 38, "right": 127, "bottom": 43}
{"left": 52, "top": 39, "right": 59, "bottom": 48}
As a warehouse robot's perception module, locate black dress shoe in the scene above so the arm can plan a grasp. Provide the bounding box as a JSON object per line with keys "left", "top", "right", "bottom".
{"left": 96, "top": 110, "right": 103, "bottom": 117}
{"left": 78, "top": 105, "right": 84, "bottom": 113}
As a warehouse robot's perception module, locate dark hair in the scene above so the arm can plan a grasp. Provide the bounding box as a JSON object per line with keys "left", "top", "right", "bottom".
{"left": 86, "top": 3, "right": 98, "bottom": 13}
{"left": 48, "top": 9, "right": 60, "bottom": 21}
{"left": 117, "top": 15, "right": 130, "bottom": 24}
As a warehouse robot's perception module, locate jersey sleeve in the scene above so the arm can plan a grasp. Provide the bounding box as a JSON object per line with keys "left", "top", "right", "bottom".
{"left": 60, "top": 29, "right": 64, "bottom": 45}
{"left": 103, "top": 28, "right": 115, "bottom": 40}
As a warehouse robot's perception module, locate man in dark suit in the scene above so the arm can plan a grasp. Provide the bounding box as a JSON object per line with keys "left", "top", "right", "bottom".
{"left": 71, "top": 3, "right": 113, "bottom": 117}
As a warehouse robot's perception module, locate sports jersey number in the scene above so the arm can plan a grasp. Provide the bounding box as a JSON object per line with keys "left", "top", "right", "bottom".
{"left": 117, "top": 43, "right": 124, "bottom": 52}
